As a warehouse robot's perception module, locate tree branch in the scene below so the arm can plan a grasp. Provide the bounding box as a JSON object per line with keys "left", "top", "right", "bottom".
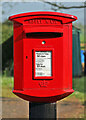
{"left": 44, "top": 1, "right": 86, "bottom": 9}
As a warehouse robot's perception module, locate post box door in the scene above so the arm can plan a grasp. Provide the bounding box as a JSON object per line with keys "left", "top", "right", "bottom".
{"left": 23, "top": 24, "right": 70, "bottom": 90}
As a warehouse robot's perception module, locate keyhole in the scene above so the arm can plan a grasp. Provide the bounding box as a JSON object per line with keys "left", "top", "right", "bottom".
{"left": 26, "top": 56, "right": 28, "bottom": 59}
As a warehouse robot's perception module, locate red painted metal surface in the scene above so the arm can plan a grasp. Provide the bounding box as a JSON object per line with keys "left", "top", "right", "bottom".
{"left": 9, "top": 11, "right": 77, "bottom": 103}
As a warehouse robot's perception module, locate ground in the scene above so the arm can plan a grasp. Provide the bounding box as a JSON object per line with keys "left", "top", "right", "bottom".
{"left": 58, "top": 96, "right": 84, "bottom": 119}
{"left": 1, "top": 96, "right": 85, "bottom": 119}
{"left": 2, "top": 97, "right": 29, "bottom": 119}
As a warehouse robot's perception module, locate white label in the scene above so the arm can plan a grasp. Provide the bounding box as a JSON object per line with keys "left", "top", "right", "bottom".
{"left": 35, "top": 51, "right": 52, "bottom": 77}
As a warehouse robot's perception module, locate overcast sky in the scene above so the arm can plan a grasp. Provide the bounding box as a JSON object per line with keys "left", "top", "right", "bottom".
{"left": 1, "top": 2, "right": 85, "bottom": 25}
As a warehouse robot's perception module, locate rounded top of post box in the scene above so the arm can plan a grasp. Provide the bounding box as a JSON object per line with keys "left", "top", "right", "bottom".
{"left": 9, "top": 11, "right": 77, "bottom": 24}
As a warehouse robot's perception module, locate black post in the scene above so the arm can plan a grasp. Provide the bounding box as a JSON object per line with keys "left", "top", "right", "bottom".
{"left": 29, "top": 102, "right": 57, "bottom": 120}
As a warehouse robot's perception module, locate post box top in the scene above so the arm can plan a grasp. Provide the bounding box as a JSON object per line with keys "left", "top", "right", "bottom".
{"left": 9, "top": 11, "right": 77, "bottom": 24}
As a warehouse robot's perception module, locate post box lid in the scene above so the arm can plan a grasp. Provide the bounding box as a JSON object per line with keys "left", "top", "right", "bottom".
{"left": 9, "top": 11, "right": 77, "bottom": 24}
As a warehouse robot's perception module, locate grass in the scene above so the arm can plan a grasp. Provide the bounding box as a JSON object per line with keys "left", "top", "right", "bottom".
{"left": 73, "top": 76, "right": 85, "bottom": 102}
{"left": 73, "top": 76, "right": 85, "bottom": 93}
{"left": 68, "top": 91, "right": 84, "bottom": 103}
{"left": 2, "top": 76, "right": 17, "bottom": 98}
{"left": 1, "top": 22, "right": 13, "bottom": 44}
{"left": 80, "top": 32, "right": 84, "bottom": 44}
{"left": 2, "top": 76, "right": 14, "bottom": 88}
{"left": 66, "top": 76, "right": 85, "bottom": 103}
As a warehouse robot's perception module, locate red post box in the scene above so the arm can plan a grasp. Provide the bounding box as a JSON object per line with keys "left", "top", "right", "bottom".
{"left": 9, "top": 11, "right": 77, "bottom": 103}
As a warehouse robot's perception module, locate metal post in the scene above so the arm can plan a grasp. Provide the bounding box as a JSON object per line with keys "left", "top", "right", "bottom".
{"left": 29, "top": 102, "right": 57, "bottom": 120}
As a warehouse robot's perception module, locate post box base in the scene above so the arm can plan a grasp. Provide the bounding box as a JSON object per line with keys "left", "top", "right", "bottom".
{"left": 13, "top": 89, "right": 74, "bottom": 103}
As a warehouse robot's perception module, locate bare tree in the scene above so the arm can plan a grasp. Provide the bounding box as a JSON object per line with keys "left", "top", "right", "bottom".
{"left": 43, "top": 1, "right": 86, "bottom": 11}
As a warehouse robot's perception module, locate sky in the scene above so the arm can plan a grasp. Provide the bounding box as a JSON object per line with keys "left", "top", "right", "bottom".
{"left": 1, "top": 1, "right": 85, "bottom": 25}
